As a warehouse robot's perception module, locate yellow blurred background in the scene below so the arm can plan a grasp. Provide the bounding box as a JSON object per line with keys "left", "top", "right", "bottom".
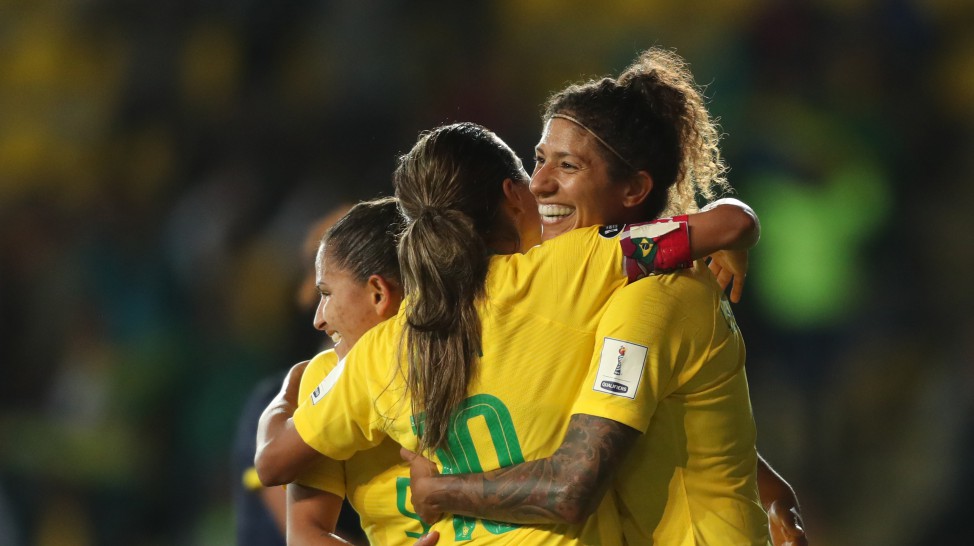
{"left": 1, "top": 1, "right": 972, "bottom": 544}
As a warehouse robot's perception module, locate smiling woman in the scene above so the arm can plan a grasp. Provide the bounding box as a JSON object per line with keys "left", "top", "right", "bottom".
{"left": 313, "top": 198, "right": 404, "bottom": 359}
{"left": 531, "top": 49, "right": 728, "bottom": 241}
{"left": 532, "top": 116, "right": 629, "bottom": 238}
{"left": 284, "top": 198, "right": 421, "bottom": 546}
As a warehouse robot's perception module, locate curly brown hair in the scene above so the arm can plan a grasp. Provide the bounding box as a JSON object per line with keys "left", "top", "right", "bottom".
{"left": 544, "top": 48, "right": 730, "bottom": 219}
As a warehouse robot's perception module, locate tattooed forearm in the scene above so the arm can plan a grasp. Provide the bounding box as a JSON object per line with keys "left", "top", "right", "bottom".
{"left": 417, "top": 414, "right": 639, "bottom": 525}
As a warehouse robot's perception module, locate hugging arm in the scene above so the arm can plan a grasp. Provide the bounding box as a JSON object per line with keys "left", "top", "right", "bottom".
{"left": 690, "top": 197, "right": 760, "bottom": 255}
{"left": 405, "top": 413, "right": 639, "bottom": 525}
{"left": 254, "top": 361, "right": 322, "bottom": 486}
{"left": 286, "top": 484, "right": 355, "bottom": 546}
{"left": 689, "top": 198, "right": 760, "bottom": 302}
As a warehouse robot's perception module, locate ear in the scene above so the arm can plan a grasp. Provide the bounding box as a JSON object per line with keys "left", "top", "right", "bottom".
{"left": 501, "top": 178, "right": 527, "bottom": 215}
{"left": 621, "top": 171, "right": 653, "bottom": 209}
{"left": 366, "top": 274, "right": 402, "bottom": 319}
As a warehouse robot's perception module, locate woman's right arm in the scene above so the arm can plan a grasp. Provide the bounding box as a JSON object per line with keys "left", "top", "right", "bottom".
{"left": 255, "top": 361, "right": 323, "bottom": 486}
{"left": 286, "top": 484, "right": 354, "bottom": 546}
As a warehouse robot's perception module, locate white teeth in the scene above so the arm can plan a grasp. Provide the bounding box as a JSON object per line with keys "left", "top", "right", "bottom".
{"left": 330, "top": 332, "right": 343, "bottom": 345}
{"left": 538, "top": 204, "right": 574, "bottom": 218}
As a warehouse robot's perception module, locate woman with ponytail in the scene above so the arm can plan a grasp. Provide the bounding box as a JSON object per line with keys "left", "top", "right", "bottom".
{"left": 256, "top": 119, "right": 762, "bottom": 545}
{"left": 405, "top": 49, "right": 806, "bottom": 546}
{"left": 393, "top": 122, "right": 536, "bottom": 456}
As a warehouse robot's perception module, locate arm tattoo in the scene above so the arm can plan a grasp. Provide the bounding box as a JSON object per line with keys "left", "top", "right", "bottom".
{"left": 423, "top": 414, "right": 640, "bottom": 524}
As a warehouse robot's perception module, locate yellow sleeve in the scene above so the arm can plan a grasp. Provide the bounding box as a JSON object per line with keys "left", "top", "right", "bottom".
{"left": 297, "top": 350, "right": 341, "bottom": 402}
{"left": 293, "top": 458, "right": 346, "bottom": 497}
{"left": 293, "top": 350, "right": 347, "bottom": 496}
{"left": 569, "top": 266, "right": 708, "bottom": 432}
{"left": 292, "top": 326, "right": 393, "bottom": 461}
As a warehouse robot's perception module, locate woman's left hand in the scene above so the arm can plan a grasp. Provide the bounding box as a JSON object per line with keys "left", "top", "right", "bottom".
{"left": 707, "top": 249, "right": 749, "bottom": 303}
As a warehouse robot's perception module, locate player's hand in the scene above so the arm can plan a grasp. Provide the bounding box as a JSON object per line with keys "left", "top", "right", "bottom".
{"left": 413, "top": 530, "right": 440, "bottom": 546}
{"left": 401, "top": 447, "right": 443, "bottom": 524}
{"left": 707, "top": 249, "right": 749, "bottom": 303}
{"left": 769, "top": 499, "right": 808, "bottom": 546}
{"left": 282, "top": 360, "right": 309, "bottom": 406}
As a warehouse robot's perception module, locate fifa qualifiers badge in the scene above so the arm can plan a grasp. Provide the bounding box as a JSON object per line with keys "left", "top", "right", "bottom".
{"left": 595, "top": 338, "right": 647, "bottom": 399}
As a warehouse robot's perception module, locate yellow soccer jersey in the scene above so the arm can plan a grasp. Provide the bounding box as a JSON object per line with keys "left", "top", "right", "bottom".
{"left": 295, "top": 350, "right": 431, "bottom": 545}
{"left": 294, "top": 226, "right": 630, "bottom": 546}
{"left": 570, "top": 262, "right": 770, "bottom": 545}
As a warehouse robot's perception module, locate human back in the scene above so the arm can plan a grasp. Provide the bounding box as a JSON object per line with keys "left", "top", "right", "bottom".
{"left": 299, "top": 223, "right": 634, "bottom": 544}
{"left": 578, "top": 263, "right": 768, "bottom": 545}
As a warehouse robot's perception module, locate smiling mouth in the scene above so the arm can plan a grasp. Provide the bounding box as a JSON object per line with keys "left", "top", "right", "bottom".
{"left": 329, "top": 331, "right": 343, "bottom": 345}
{"left": 538, "top": 204, "right": 575, "bottom": 223}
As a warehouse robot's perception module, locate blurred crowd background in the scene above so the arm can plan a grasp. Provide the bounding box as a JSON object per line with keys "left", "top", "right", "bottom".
{"left": 1, "top": 1, "right": 972, "bottom": 545}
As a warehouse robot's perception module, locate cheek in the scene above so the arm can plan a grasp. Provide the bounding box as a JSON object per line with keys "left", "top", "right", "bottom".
{"left": 579, "top": 183, "right": 620, "bottom": 218}
{"left": 321, "top": 297, "right": 340, "bottom": 324}
{"left": 330, "top": 293, "right": 373, "bottom": 336}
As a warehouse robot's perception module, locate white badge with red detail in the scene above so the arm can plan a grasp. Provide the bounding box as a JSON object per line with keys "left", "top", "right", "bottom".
{"left": 628, "top": 221, "right": 679, "bottom": 239}
{"left": 311, "top": 357, "right": 346, "bottom": 405}
{"left": 592, "top": 338, "right": 647, "bottom": 399}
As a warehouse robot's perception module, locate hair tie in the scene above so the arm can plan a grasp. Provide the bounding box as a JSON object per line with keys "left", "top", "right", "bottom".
{"left": 409, "top": 204, "right": 445, "bottom": 222}
{"left": 550, "top": 113, "right": 635, "bottom": 171}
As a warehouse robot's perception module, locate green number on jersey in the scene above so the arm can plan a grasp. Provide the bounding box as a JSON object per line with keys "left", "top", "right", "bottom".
{"left": 396, "top": 477, "right": 431, "bottom": 539}
{"left": 406, "top": 394, "right": 524, "bottom": 541}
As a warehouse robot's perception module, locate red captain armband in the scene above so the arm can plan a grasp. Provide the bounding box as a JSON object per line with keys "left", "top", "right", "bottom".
{"left": 619, "top": 215, "right": 691, "bottom": 282}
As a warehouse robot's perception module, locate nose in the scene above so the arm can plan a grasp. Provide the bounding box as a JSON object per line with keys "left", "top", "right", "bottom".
{"left": 529, "top": 165, "right": 556, "bottom": 198}
{"left": 313, "top": 297, "right": 327, "bottom": 331}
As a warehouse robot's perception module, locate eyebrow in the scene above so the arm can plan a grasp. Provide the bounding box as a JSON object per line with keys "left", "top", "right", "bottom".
{"left": 535, "top": 146, "right": 575, "bottom": 159}
{"left": 536, "top": 147, "right": 586, "bottom": 167}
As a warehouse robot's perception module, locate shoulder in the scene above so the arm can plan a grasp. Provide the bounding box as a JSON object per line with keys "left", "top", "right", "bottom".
{"left": 353, "top": 313, "right": 403, "bottom": 358}
{"left": 533, "top": 225, "right": 615, "bottom": 256}
{"left": 300, "top": 350, "right": 339, "bottom": 398}
{"left": 488, "top": 226, "right": 620, "bottom": 289}
{"left": 306, "top": 349, "right": 339, "bottom": 375}
{"left": 611, "top": 262, "right": 720, "bottom": 317}
{"left": 650, "top": 261, "right": 718, "bottom": 299}
{"left": 498, "top": 226, "right": 614, "bottom": 267}
{"left": 341, "top": 315, "right": 405, "bottom": 388}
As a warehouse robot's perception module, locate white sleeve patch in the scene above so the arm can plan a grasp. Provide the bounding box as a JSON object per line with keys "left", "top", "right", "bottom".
{"left": 628, "top": 222, "right": 679, "bottom": 239}
{"left": 311, "top": 357, "right": 346, "bottom": 405}
{"left": 592, "top": 337, "right": 647, "bottom": 399}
